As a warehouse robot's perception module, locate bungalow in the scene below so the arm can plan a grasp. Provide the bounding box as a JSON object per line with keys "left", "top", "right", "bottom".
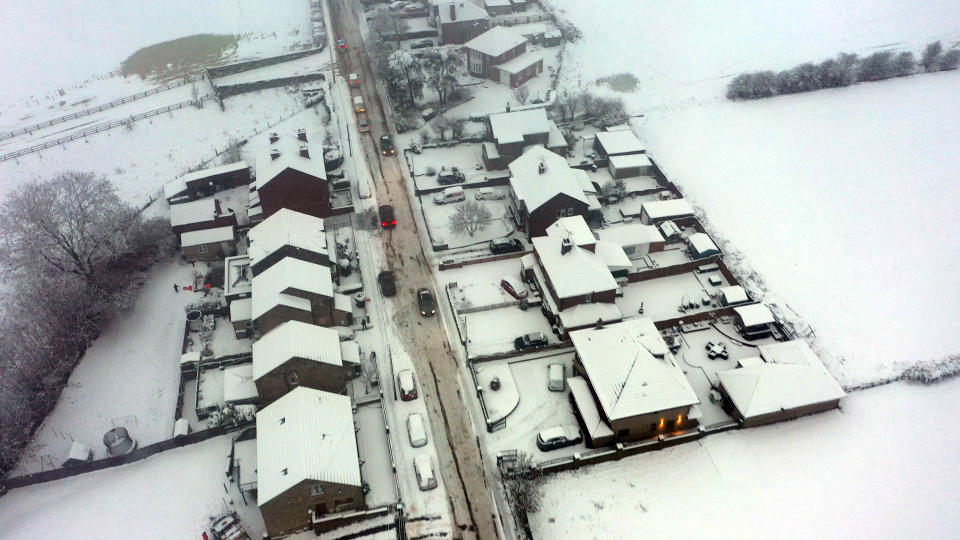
{"left": 434, "top": 0, "right": 489, "bottom": 45}
{"left": 180, "top": 226, "right": 236, "bottom": 262}
{"left": 593, "top": 129, "right": 645, "bottom": 159}
{"left": 230, "top": 297, "right": 253, "bottom": 339}
{"left": 224, "top": 255, "right": 252, "bottom": 304}
{"left": 253, "top": 320, "right": 348, "bottom": 406}
{"left": 717, "top": 340, "right": 846, "bottom": 427}
{"left": 251, "top": 257, "right": 337, "bottom": 335}
{"left": 164, "top": 161, "right": 250, "bottom": 204}
{"left": 596, "top": 223, "right": 665, "bottom": 257}
{"left": 569, "top": 318, "right": 701, "bottom": 447}
{"left": 257, "top": 387, "right": 364, "bottom": 537}
{"left": 686, "top": 232, "right": 720, "bottom": 259}
{"left": 248, "top": 208, "right": 329, "bottom": 276}
{"left": 169, "top": 197, "right": 237, "bottom": 235}
{"left": 255, "top": 141, "right": 330, "bottom": 220}
{"left": 464, "top": 25, "right": 542, "bottom": 88}
{"left": 733, "top": 303, "right": 776, "bottom": 340}
{"left": 508, "top": 146, "right": 590, "bottom": 238}
{"left": 608, "top": 154, "right": 653, "bottom": 179}
{"left": 483, "top": 108, "right": 566, "bottom": 169}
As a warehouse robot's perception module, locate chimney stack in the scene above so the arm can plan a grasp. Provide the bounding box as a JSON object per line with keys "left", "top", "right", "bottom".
{"left": 449, "top": 2, "right": 456, "bottom": 21}
{"left": 299, "top": 145, "right": 310, "bottom": 158}
{"left": 505, "top": 102, "right": 511, "bottom": 112}
{"left": 269, "top": 148, "right": 280, "bottom": 160}
{"left": 269, "top": 132, "right": 279, "bottom": 143}
{"left": 297, "top": 128, "right": 307, "bottom": 142}
{"left": 538, "top": 160, "right": 545, "bottom": 175}
{"left": 560, "top": 237, "right": 572, "bottom": 255}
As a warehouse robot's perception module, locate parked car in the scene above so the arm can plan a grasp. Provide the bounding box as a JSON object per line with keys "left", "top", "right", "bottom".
{"left": 336, "top": 39, "right": 348, "bottom": 51}
{"left": 548, "top": 362, "right": 564, "bottom": 392}
{"left": 437, "top": 167, "right": 466, "bottom": 185}
{"left": 514, "top": 332, "right": 548, "bottom": 351}
{"left": 389, "top": 1, "right": 408, "bottom": 11}
{"left": 209, "top": 512, "right": 250, "bottom": 540}
{"left": 413, "top": 454, "right": 437, "bottom": 491}
{"left": 379, "top": 135, "right": 396, "bottom": 156}
{"left": 378, "top": 270, "right": 396, "bottom": 297}
{"left": 398, "top": 369, "right": 418, "bottom": 401}
{"left": 474, "top": 187, "right": 504, "bottom": 201}
{"left": 379, "top": 204, "right": 396, "bottom": 228}
{"left": 500, "top": 275, "right": 528, "bottom": 300}
{"left": 417, "top": 288, "right": 436, "bottom": 316}
{"left": 536, "top": 425, "right": 582, "bottom": 451}
{"left": 410, "top": 39, "right": 434, "bottom": 50}
{"left": 433, "top": 186, "right": 465, "bottom": 205}
{"left": 407, "top": 413, "right": 428, "bottom": 448}
{"left": 489, "top": 238, "right": 523, "bottom": 254}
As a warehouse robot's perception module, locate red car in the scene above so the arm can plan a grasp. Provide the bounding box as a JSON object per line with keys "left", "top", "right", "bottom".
{"left": 379, "top": 204, "right": 396, "bottom": 228}
{"left": 398, "top": 370, "right": 418, "bottom": 401}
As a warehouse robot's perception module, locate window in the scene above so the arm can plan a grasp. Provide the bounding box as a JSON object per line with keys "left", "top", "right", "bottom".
{"left": 286, "top": 371, "right": 299, "bottom": 387}
{"left": 197, "top": 244, "right": 209, "bottom": 254}
{"left": 310, "top": 485, "right": 324, "bottom": 497}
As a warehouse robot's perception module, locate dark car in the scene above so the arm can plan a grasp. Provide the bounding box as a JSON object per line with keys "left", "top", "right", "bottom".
{"left": 378, "top": 270, "right": 397, "bottom": 297}
{"left": 336, "top": 39, "right": 348, "bottom": 51}
{"left": 514, "top": 332, "right": 548, "bottom": 351}
{"left": 417, "top": 288, "right": 435, "bottom": 317}
{"left": 536, "top": 426, "right": 582, "bottom": 451}
{"left": 437, "top": 167, "right": 466, "bottom": 185}
{"left": 410, "top": 39, "right": 433, "bottom": 50}
{"left": 379, "top": 135, "right": 396, "bottom": 156}
{"left": 379, "top": 204, "right": 396, "bottom": 228}
{"left": 489, "top": 238, "right": 523, "bottom": 255}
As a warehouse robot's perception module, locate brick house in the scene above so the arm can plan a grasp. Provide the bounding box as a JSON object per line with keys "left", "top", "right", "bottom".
{"left": 251, "top": 257, "right": 337, "bottom": 336}
{"left": 433, "top": 0, "right": 489, "bottom": 45}
{"left": 257, "top": 387, "right": 364, "bottom": 537}
{"left": 255, "top": 141, "right": 330, "bottom": 220}
{"left": 163, "top": 161, "right": 250, "bottom": 204}
{"left": 248, "top": 208, "right": 329, "bottom": 276}
{"left": 464, "top": 26, "right": 542, "bottom": 88}
{"left": 180, "top": 226, "right": 236, "bottom": 262}
{"left": 508, "top": 146, "right": 590, "bottom": 238}
{"left": 252, "top": 320, "right": 348, "bottom": 406}
{"left": 483, "top": 108, "right": 566, "bottom": 169}
{"left": 169, "top": 197, "right": 238, "bottom": 236}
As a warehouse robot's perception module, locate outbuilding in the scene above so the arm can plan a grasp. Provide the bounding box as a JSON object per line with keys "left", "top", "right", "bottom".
{"left": 593, "top": 129, "right": 645, "bottom": 159}
{"left": 719, "top": 285, "right": 750, "bottom": 306}
{"left": 596, "top": 223, "right": 665, "bottom": 257}
{"left": 686, "top": 232, "right": 720, "bottom": 259}
{"left": 733, "top": 303, "right": 776, "bottom": 340}
{"left": 180, "top": 226, "right": 236, "bottom": 262}
{"left": 638, "top": 199, "right": 694, "bottom": 225}
{"left": 607, "top": 154, "right": 653, "bottom": 179}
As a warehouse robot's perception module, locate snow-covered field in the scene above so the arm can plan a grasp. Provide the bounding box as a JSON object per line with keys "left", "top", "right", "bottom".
{"left": 531, "top": 378, "right": 960, "bottom": 539}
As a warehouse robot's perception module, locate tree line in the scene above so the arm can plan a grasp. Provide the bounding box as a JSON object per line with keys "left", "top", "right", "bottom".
{"left": 727, "top": 41, "right": 960, "bottom": 101}
{"left": 0, "top": 172, "right": 174, "bottom": 475}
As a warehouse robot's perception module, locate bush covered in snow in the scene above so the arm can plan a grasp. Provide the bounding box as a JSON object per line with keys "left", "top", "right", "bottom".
{"left": 899, "top": 354, "right": 960, "bottom": 385}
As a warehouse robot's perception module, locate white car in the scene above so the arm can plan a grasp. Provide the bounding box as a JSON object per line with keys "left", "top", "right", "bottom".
{"left": 407, "top": 412, "right": 428, "bottom": 448}
{"left": 474, "top": 187, "right": 504, "bottom": 201}
{"left": 536, "top": 425, "right": 582, "bottom": 451}
{"left": 413, "top": 454, "right": 437, "bottom": 491}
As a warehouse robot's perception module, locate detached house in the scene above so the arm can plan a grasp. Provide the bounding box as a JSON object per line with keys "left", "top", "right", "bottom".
{"left": 253, "top": 321, "right": 348, "bottom": 406}
{"left": 483, "top": 108, "right": 566, "bottom": 169}
{"left": 464, "top": 25, "right": 542, "bottom": 88}
{"left": 257, "top": 387, "right": 364, "bottom": 537}
{"left": 508, "top": 145, "right": 589, "bottom": 237}
{"left": 255, "top": 140, "right": 330, "bottom": 220}
{"left": 251, "top": 257, "right": 338, "bottom": 335}
{"left": 433, "top": 0, "right": 489, "bottom": 45}
{"left": 248, "top": 208, "right": 329, "bottom": 276}
{"left": 568, "top": 318, "right": 701, "bottom": 447}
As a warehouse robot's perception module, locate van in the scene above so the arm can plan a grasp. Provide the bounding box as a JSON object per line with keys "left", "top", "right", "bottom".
{"left": 548, "top": 363, "right": 564, "bottom": 392}
{"left": 474, "top": 187, "right": 504, "bottom": 201}
{"left": 413, "top": 455, "right": 437, "bottom": 491}
{"left": 433, "top": 186, "right": 465, "bottom": 205}
{"left": 407, "top": 413, "right": 428, "bottom": 448}
{"left": 353, "top": 95, "right": 365, "bottom": 113}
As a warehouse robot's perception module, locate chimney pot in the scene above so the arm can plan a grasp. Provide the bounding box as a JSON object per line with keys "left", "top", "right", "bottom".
{"left": 299, "top": 145, "right": 310, "bottom": 158}
{"left": 560, "top": 237, "right": 572, "bottom": 255}
{"left": 269, "top": 148, "right": 280, "bottom": 160}
{"left": 269, "top": 132, "right": 279, "bottom": 143}
{"left": 297, "top": 128, "right": 307, "bottom": 142}
{"left": 449, "top": 2, "right": 456, "bottom": 21}
{"left": 538, "top": 161, "right": 545, "bottom": 174}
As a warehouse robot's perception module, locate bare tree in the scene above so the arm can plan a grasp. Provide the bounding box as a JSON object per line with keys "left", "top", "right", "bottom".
{"left": 921, "top": 41, "right": 943, "bottom": 72}
{"left": 448, "top": 200, "right": 492, "bottom": 237}
{"left": 191, "top": 82, "right": 201, "bottom": 108}
{"left": 513, "top": 85, "right": 530, "bottom": 105}
{"left": 422, "top": 49, "right": 462, "bottom": 104}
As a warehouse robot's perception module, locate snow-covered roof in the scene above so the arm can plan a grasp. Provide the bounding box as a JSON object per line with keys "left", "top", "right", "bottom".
{"left": 509, "top": 145, "right": 588, "bottom": 212}
{"left": 546, "top": 215, "right": 595, "bottom": 247}
{"left": 251, "top": 258, "right": 333, "bottom": 321}
{"left": 548, "top": 123, "right": 566, "bottom": 149}
{"left": 179, "top": 161, "right": 248, "bottom": 186}
{"left": 224, "top": 255, "right": 252, "bottom": 297}
{"left": 484, "top": 0, "right": 511, "bottom": 7}
{"left": 496, "top": 51, "right": 543, "bottom": 75}
{"left": 733, "top": 303, "right": 775, "bottom": 328}
{"left": 169, "top": 198, "right": 217, "bottom": 227}
{"left": 720, "top": 285, "right": 749, "bottom": 305}
{"left": 256, "top": 387, "right": 361, "bottom": 506}
{"left": 594, "top": 240, "right": 632, "bottom": 270}
{"left": 597, "top": 223, "right": 664, "bottom": 247}
{"left": 533, "top": 235, "right": 617, "bottom": 299}
{"left": 570, "top": 318, "right": 700, "bottom": 421}
{"left": 255, "top": 142, "right": 327, "bottom": 190}
{"left": 163, "top": 177, "right": 188, "bottom": 200}
{"left": 230, "top": 297, "right": 252, "bottom": 323}
{"left": 253, "top": 320, "right": 342, "bottom": 380}
{"left": 489, "top": 108, "right": 550, "bottom": 145}
{"left": 340, "top": 340, "right": 360, "bottom": 365}
{"left": 464, "top": 25, "right": 526, "bottom": 57}
{"left": 334, "top": 293, "right": 352, "bottom": 314}
{"left": 642, "top": 199, "right": 694, "bottom": 221}
{"left": 248, "top": 208, "right": 327, "bottom": 268}
{"left": 719, "top": 340, "right": 845, "bottom": 419}
{"left": 568, "top": 376, "right": 615, "bottom": 440}
{"left": 608, "top": 153, "right": 652, "bottom": 169}
{"left": 223, "top": 364, "right": 259, "bottom": 403}
{"left": 595, "top": 130, "right": 645, "bottom": 155}
{"left": 687, "top": 232, "right": 718, "bottom": 255}
{"left": 605, "top": 124, "right": 632, "bottom": 132}
{"left": 659, "top": 220, "right": 682, "bottom": 238}
{"left": 559, "top": 302, "right": 623, "bottom": 330}
{"left": 437, "top": 0, "right": 488, "bottom": 23}
{"left": 180, "top": 226, "right": 234, "bottom": 248}
{"left": 181, "top": 351, "right": 201, "bottom": 365}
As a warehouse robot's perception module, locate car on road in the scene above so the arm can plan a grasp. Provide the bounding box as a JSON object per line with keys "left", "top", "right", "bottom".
{"left": 500, "top": 275, "right": 528, "bottom": 300}
{"left": 413, "top": 454, "right": 437, "bottom": 491}
{"left": 410, "top": 39, "right": 434, "bottom": 50}
{"left": 379, "top": 204, "right": 396, "bottom": 228}
{"left": 357, "top": 112, "right": 370, "bottom": 132}
{"left": 348, "top": 73, "right": 360, "bottom": 87}
{"left": 437, "top": 167, "right": 466, "bottom": 185}
{"left": 514, "top": 332, "right": 548, "bottom": 351}
{"left": 406, "top": 413, "right": 428, "bottom": 447}
{"left": 379, "top": 135, "right": 396, "bottom": 156}
{"left": 489, "top": 238, "right": 523, "bottom": 255}
{"left": 397, "top": 369, "right": 418, "bottom": 401}
{"left": 378, "top": 270, "right": 397, "bottom": 297}
{"left": 417, "top": 288, "right": 436, "bottom": 316}
{"left": 536, "top": 425, "right": 582, "bottom": 451}
{"left": 336, "top": 39, "right": 348, "bottom": 51}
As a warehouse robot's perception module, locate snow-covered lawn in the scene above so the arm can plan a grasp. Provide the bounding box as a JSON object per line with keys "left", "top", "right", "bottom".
{"left": 408, "top": 145, "right": 487, "bottom": 190}
{"left": 419, "top": 188, "right": 514, "bottom": 249}
{"left": 465, "top": 306, "right": 556, "bottom": 358}
{"left": 616, "top": 270, "right": 733, "bottom": 324}
{"left": 12, "top": 260, "right": 200, "bottom": 476}
{"left": 0, "top": 435, "right": 267, "bottom": 539}
{"left": 531, "top": 379, "right": 960, "bottom": 539}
